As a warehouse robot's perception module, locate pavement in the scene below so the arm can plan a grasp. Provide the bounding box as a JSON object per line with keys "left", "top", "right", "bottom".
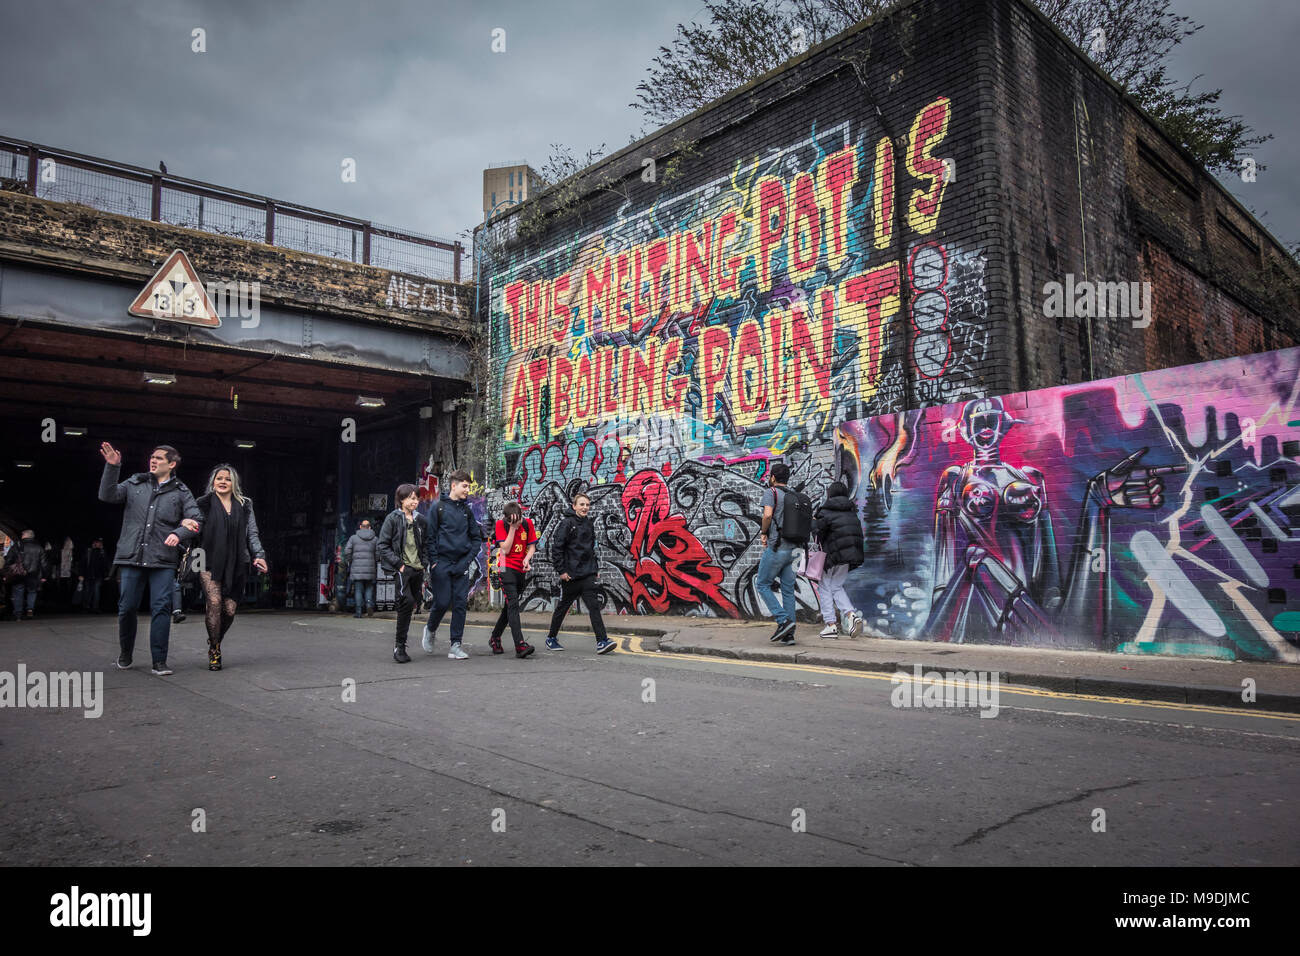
{"left": 435, "top": 608, "right": 1300, "bottom": 714}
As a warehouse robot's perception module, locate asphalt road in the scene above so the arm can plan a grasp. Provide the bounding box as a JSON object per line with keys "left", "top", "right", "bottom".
{"left": 1, "top": 611, "right": 1296, "bottom": 866}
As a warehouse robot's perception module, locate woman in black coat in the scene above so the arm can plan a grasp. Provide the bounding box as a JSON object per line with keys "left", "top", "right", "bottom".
{"left": 813, "top": 481, "right": 865, "bottom": 638}
{"left": 194, "top": 465, "right": 267, "bottom": 670}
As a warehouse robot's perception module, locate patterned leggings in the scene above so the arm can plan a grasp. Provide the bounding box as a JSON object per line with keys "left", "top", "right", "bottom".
{"left": 199, "top": 571, "right": 238, "bottom": 648}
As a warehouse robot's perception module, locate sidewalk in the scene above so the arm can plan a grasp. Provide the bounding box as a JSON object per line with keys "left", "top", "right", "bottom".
{"left": 431, "top": 609, "right": 1300, "bottom": 714}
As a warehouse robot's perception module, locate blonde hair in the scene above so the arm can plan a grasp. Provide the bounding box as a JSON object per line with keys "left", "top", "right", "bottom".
{"left": 207, "top": 464, "right": 249, "bottom": 505}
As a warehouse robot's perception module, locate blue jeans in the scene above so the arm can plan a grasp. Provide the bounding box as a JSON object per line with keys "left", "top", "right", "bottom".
{"left": 12, "top": 575, "right": 39, "bottom": 615}
{"left": 755, "top": 543, "right": 798, "bottom": 625}
{"left": 352, "top": 579, "right": 375, "bottom": 616}
{"left": 118, "top": 566, "right": 176, "bottom": 666}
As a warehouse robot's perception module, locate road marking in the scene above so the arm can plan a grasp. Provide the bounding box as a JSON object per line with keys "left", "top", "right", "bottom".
{"left": 287, "top": 621, "right": 1297, "bottom": 722}
{"left": 614, "top": 636, "right": 1300, "bottom": 723}
{"left": 999, "top": 706, "right": 1300, "bottom": 742}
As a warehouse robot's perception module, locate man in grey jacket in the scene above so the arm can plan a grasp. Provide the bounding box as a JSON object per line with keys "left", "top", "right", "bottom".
{"left": 99, "top": 442, "right": 202, "bottom": 676}
{"left": 344, "top": 519, "right": 379, "bottom": 618}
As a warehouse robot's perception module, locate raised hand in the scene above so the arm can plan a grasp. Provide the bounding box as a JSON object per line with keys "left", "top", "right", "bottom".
{"left": 1091, "top": 448, "right": 1186, "bottom": 510}
{"left": 100, "top": 442, "right": 121, "bottom": 466}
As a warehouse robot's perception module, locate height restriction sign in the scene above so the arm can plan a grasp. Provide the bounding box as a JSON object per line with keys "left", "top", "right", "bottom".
{"left": 127, "top": 249, "right": 221, "bottom": 327}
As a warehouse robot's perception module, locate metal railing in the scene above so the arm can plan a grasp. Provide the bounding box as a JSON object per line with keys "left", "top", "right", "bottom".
{"left": 0, "top": 136, "right": 464, "bottom": 282}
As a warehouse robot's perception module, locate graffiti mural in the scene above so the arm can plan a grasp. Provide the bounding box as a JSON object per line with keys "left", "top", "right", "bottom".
{"left": 838, "top": 347, "right": 1300, "bottom": 662}
{"left": 485, "top": 97, "right": 991, "bottom": 616}
{"left": 517, "top": 459, "right": 828, "bottom": 618}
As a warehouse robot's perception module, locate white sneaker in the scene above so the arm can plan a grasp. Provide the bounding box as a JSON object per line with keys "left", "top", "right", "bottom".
{"left": 421, "top": 624, "right": 434, "bottom": 653}
{"left": 819, "top": 624, "right": 838, "bottom": 638}
{"left": 847, "top": 613, "right": 864, "bottom": 638}
{"left": 448, "top": 643, "right": 468, "bottom": 660}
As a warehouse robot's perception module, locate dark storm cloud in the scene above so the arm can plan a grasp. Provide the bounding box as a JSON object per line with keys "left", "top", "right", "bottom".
{"left": 1, "top": 0, "right": 706, "bottom": 243}
{"left": 0, "top": 0, "right": 1294, "bottom": 248}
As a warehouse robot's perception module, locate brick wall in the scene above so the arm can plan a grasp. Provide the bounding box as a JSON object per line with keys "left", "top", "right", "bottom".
{"left": 989, "top": 0, "right": 1300, "bottom": 389}
{"left": 476, "top": 0, "right": 1300, "bottom": 628}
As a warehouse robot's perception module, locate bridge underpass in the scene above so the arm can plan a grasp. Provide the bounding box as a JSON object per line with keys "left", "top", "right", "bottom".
{"left": 0, "top": 164, "right": 475, "bottom": 610}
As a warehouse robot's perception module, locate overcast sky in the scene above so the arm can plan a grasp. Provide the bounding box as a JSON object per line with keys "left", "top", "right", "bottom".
{"left": 1, "top": 0, "right": 1294, "bottom": 252}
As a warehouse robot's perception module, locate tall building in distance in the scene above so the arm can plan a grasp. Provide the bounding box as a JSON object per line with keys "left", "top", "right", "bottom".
{"left": 483, "top": 162, "right": 544, "bottom": 221}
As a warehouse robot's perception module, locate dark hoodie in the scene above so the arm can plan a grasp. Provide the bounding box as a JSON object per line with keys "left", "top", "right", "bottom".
{"left": 344, "top": 527, "right": 379, "bottom": 581}
{"left": 424, "top": 496, "right": 483, "bottom": 577}
{"left": 814, "top": 485, "right": 865, "bottom": 571}
{"left": 550, "top": 509, "right": 599, "bottom": 580}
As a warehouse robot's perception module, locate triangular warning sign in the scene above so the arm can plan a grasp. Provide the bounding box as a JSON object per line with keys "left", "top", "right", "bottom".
{"left": 128, "top": 250, "right": 221, "bottom": 327}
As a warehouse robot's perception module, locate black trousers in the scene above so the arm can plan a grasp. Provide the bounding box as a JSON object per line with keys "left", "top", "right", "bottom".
{"left": 393, "top": 566, "right": 424, "bottom": 646}
{"left": 490, "top": 568, "right": 528, "bottom": 647}
{"left": 545, "top": 573, "right": 607, "bottom": 642}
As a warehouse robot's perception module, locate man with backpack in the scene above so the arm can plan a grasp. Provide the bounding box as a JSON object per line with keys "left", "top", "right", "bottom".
{"left": 754, "top": 462, "right": 810, "bottom": 645}
{"left": 421, "top": 470, "right": 484, "bottom": 660}
{"left": 5, "top": 530, "right": 46, "bottom": 621}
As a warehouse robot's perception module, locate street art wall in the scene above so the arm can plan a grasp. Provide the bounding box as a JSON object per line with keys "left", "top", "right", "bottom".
{"left": 486, "top": 95, "right": 994, "bottom": 618}
{"left": 837, "top": 346, "right": 1300, "bottom": 663}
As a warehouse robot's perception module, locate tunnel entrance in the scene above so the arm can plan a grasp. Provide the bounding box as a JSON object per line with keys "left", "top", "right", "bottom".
{"left": 0, "top": 318, "right": 440, "bottom": 612}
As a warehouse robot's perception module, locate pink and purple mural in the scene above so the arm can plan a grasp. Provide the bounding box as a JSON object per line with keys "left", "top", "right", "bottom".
{"left": 837, "top": 346, "right": 1300, "bottom": 662}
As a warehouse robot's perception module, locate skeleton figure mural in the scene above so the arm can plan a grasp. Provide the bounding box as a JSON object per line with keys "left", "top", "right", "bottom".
{"left": 926, "top": 396, "right": 1184, "bottom": 646}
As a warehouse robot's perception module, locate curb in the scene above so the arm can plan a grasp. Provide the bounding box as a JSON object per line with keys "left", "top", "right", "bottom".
{"left": 656, "top": 639, "right": 1300, "bottom": 715}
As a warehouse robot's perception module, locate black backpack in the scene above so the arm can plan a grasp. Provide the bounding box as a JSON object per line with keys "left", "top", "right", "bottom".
{"left": 779, "top": 488, "right": 812, "bottom": 546}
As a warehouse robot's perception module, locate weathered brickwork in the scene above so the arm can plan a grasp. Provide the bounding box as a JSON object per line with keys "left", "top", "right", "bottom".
{"left": 989, "top": 0, "right": 1300, "bottom": 386}
{"left": 476, "top": 0, "right": 1300, "bottom": 644}
{"left": 0, "top": 190, "right": 471, "bottom": 332}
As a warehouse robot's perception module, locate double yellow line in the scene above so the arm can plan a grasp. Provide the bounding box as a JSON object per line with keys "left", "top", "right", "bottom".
{"left": 613, "top": 635, "right": 1300, "bottom": 722}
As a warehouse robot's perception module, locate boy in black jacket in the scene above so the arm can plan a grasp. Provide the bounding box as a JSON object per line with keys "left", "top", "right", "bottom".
{"left": 541, "top": 492, "right": 616, "bottom": 654}
{"left": 421, "top": 470, "right": 483, "bottom": 660}
{"left": 375, "top": 483, "right": 427, "bottom": 663}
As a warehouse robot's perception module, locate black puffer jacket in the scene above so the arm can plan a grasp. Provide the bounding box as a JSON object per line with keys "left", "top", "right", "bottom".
{"left": 7, "top": 540, "right": 45, "bottom": 581}
{"left": 98, "top": 463, "right": 202, "bottom": 569}
{"left": 814, "top": 495, "right": 864, "bottom": 570}
{"left": 550, "top": 510, "right": 599, "bottom": 580}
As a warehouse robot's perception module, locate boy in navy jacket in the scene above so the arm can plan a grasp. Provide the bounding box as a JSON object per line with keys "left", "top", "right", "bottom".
{"left": 421, "top": 470, "right": 483, "bottom": 659}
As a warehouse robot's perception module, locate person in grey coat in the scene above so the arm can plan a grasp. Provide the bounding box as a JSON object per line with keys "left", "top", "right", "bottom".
{"left": 99, "top": 442, "right": 202, "bottom": 676}
{"left": 344, "top": 519, "right": 379, "bottom": 618}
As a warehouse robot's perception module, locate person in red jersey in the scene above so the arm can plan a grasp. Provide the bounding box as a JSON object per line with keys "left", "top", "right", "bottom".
{"left": 487, "top": 501, "right": 536, "bottom": 659}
